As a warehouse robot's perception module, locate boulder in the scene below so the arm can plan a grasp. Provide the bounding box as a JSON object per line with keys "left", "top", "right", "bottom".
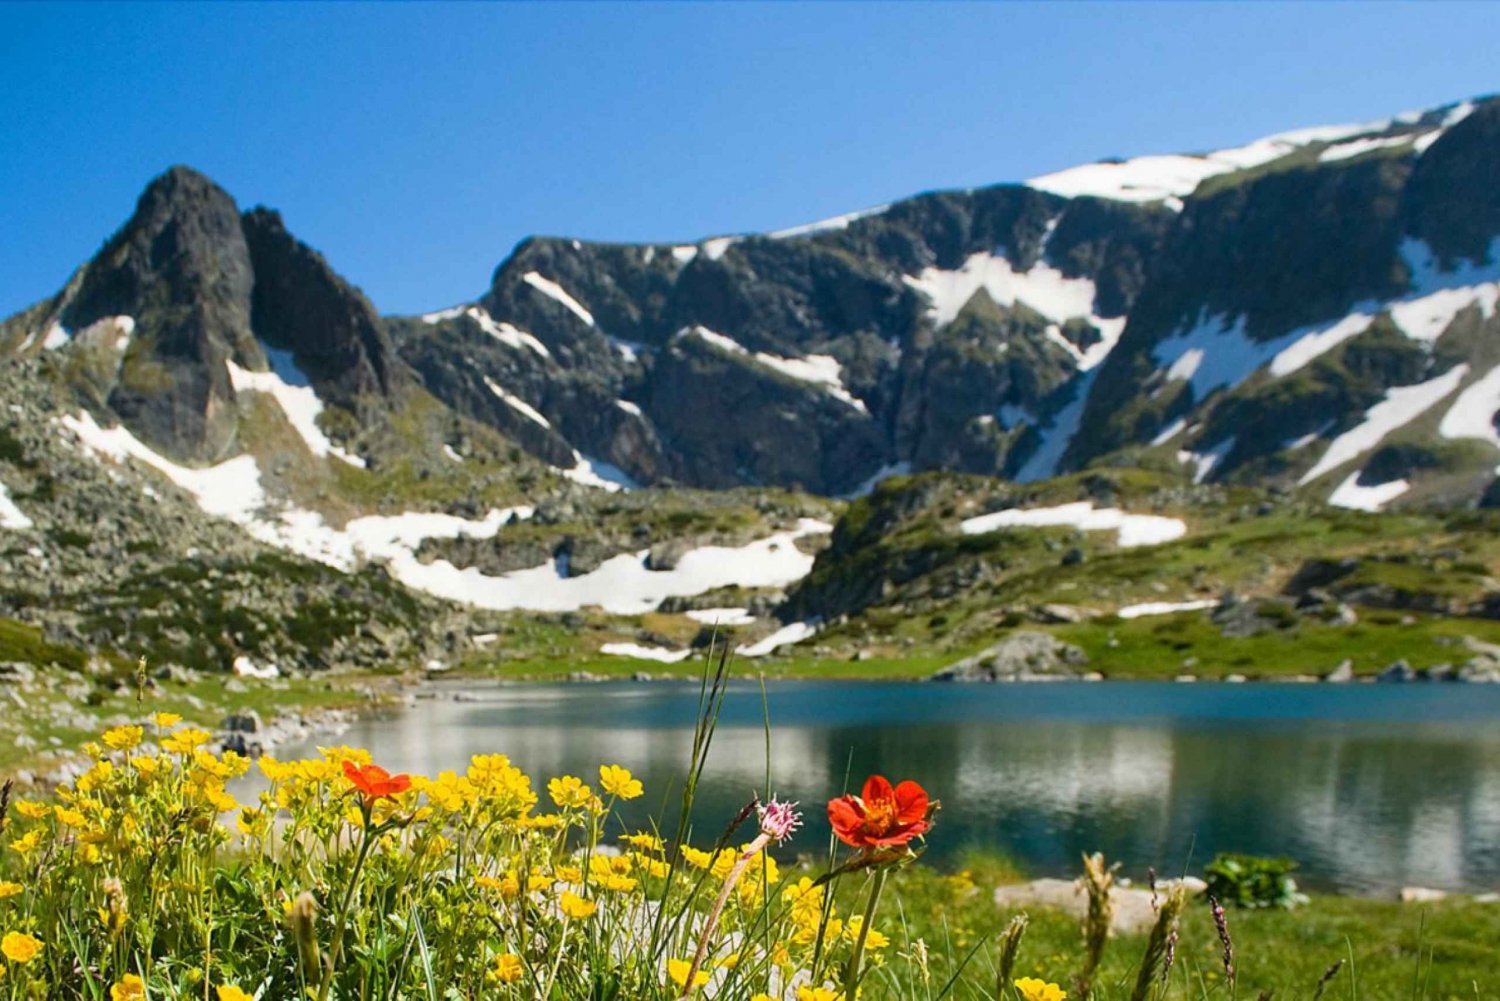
{"left": 1377, "top": 660, "right": 1417, "bottom": 683}
{"left": 930, "top": 631, "right": 1088, "bottom": 682}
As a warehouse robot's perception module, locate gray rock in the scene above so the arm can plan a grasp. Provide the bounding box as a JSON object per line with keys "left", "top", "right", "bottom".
{"left": 222, "top": 710, "right": 263, "bottom": 734}
{"left": 931, "top": 631, "right": 1088, "bottom": 682}
{"left": 1377, "top": 660, "right": 1417, "bottom": 683}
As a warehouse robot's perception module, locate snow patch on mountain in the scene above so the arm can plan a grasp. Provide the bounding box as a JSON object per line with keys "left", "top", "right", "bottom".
{"left": 684, "top": 327, "right": 869, "bottom": 413}
{"left": 463, "top": 307, "right": 552, "bottom": 359}
{"left": 769, "top": 204, "right": 890, "bottom": 239}
{"left": 960, "top": 501, "right": 1186, "bottom": 548}
{"left": 600, "top": 642, "right": 692, "bottom": 663}
{"left": 421, "top": 305, "right": 467, "bottom": 324}
{"left": 1117, "top": 599, "right": 1217, "bottom": 620}
{"left": 1389, "top": 238, "right": 1500, "bottom": 342}
{"left": 561, "top": 452, "right": 638, "bottom": 492}
{"left": 227, "top": 349, "right": 366, "bottom": 467}
{"left": 483, "top": 376, "right": 551, "bottom": 428}
{"left": 1178, "top": 437, "right": 1236, "bottom": 485}
{"left": 60, "top": 410, "right": 267, "bottom": 521}
{"left": 1328, "top": 471, "right": 1410, "bottom": 512}
{"left": 702, "top": 237, "right": 737, "bottom": 261}
{"left": 1414, "top": 100, "right": 1477, "bottom": 154}
{"left": 1439, "top": 363, "right": 1500, "bottom": 449}
{"left": 1318, "top": 134, "right": 1420, "bottom": 163}
{"left": 0, "top": 480, "right": 33, "bottom": 530}
{"left": 365, "top": 518, "right": 833, "bottom": 615}
{"left": 1300, "top": 364, "right": 1470, "bottom": 485}
{"left": 904, "top": 252, "right": 1099, "bottom": 328}
{"left": 521, "top": 271, "right": 595, "bottom": 326}
{"left": 737, "top": 620, "right": 819, "bottom": 657}
{"left": 684, "top": 607, "right": 757, "bottom": 626}
{"left": 1027, "top": 117, "right": 1385, "bottom": 204}
{"left": 1014, "top": 370, "right": 1097, "bottom": 483}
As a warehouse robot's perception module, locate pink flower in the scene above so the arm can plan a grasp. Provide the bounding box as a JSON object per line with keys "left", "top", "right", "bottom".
{"left": 757, "top": 798, "right": 802, "bottom": 842}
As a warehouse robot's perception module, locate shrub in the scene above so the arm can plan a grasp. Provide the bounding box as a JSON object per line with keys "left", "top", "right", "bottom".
{"left": 1203, "top": 853, "right": 1309, "bottom": 910}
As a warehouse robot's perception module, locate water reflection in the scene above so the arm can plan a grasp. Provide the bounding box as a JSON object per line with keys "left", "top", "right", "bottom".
{"left": 277, "top": 681, "right": 1500, "bottom": 894}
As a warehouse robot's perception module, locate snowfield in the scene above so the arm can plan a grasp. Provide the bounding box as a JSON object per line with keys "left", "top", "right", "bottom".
{"left": 600, "top": 642, "right": 693, "bottom": 664}
{"left": 960, "top": 501, "right": 1186, "bottom": 548}
{"left": 521, "top": 272, "right": 595, "bottom": 326}
{"left": 0, "top": 480, "right": 33, "bottom": 530}
{"left": 1327, "top": 471, "right": 1411, "bottom": 512}
{"left": 227, "top": 348, "right": 366, "bottom": 467}
{"left": 902, "top": 251, "right": 1126, "bottom": 370}
{"left": 1300, "top": 365, "right": 1469, "bottom": 486}
{"left": 1116, "top": 599, "right": 1218, "bottom": 620}
{"left": 684, "top": 327, "right": 868, "bottom": 413}
{"left": 59, "top": 408, "right": 830, "bottom": 614}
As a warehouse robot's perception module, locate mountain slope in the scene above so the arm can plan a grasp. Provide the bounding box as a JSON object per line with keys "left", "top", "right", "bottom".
{"left": 391, "top": 95, "right": 1500, "bottom": 509}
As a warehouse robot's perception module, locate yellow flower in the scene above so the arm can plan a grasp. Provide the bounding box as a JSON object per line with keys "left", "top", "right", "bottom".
{"left": 490, "top": 952, "right": 524, "bottom": 983}
{"left": 681, "top": 846, "right": 713, "bottom": 869}
{"left": 101, "top": 725, "right": 143, "bottom": 751}
{"left": 12, "top": 801, "right": 47, "bottom": 820}
{"left": 54, "top": 805, "right": 87, "bottom": 827}
{"left": 1014, "top": 978, "right": 1068, "bottom": 1001}
{"left": 632, "top": 853, "right": 670, "bottom": 878}
{"left": 599, "top": 764, "right": 643, "bottom": 800}
{"left": 667, "top": 958, "right": 709, "bottom": 991}
{"left": 0, "top": 930, "right": 43, "bottom": 964}
{"left": 111, "top": 974, "right": 146, "bottom": 1000}
{"left": 129, "top": 756, "right": 161, "bottom": 780}
{"left": 844, "top": 915, "right": 889, "bottom": 950}
{"left": 161, "top": 727, "right": 212, "bottom": 755}
{"left": 77, "top": 760, "right": 114, "bottom": 793}
{"left": 547, "top": 775, "right": 594, "bottom": 809}
{"left": 0, "top": 882, "right": 21, "bottom": 899}
{"left": 559, "top": 890, "right": 596, "bottom": 920}
{"left": 622, "top": 831, "right": 664, "bottom": 852}
{"left": 9, "top": 831, "right": 42, "bottom": 855}
{"left": 153, "top": 712, "right": 182, "bottom": 728}
{"left": 795, "top": 988, "right": 843, "bottom": 1001}
{"left": 216, "top": 987, "right": 253, "bottom": 1001}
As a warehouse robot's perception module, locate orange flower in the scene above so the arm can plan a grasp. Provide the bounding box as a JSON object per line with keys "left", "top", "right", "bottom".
{"left": 827, "top": 775, "right": 931, "bottom": 850}
{"left": 342, "top": 760, "right": 412, "bottom": 808}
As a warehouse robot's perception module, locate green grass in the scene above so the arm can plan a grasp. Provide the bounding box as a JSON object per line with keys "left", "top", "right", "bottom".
{"left": 1051, "top": 611, "right": 1500, "bottom": 679}
{"left": 864, "top": 853, "right": 1500, "bottom": 997}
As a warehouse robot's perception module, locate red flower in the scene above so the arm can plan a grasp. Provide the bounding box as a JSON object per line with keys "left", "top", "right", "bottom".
{"left": 342, "top": 760, "right": 412, "bottom": 808}
{"left": 827, "top": 775, "right": 931, "bottom": 850}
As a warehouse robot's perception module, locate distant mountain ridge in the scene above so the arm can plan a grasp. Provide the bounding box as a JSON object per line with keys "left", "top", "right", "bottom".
{"left": 5, "top": 94, "right": 1500, "bottom": 510}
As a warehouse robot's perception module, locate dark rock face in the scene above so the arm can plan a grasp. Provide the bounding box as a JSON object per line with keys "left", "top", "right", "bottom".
{"left": 7, "top": 167, "right": 411, "bottom": 464}
{"left": 241, "top": 207, "right": 406, "bottom": 411}
{"left": 63, "top": 166, "right": 261, "bottom": 461}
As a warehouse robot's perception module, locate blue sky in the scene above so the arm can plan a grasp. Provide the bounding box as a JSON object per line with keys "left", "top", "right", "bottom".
{"left": 2, "top": 2, "right": 1497, "bottom": 317}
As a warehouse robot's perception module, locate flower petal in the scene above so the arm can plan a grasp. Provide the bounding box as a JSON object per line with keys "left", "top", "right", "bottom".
{"left": 861, "top": 774, "right": 895, "bottom": 805}
{"left": 893, "top": 780, "right": 929, "bottom": 824}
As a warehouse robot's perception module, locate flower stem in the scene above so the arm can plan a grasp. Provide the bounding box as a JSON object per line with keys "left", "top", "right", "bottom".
{"left": 317, "top": 811, "right": 376, "bottom": 1001}
{"left": 679, "top": 831, "right": 772, "bottom": 998}
{"left": 844, "top": 867, "right": 888, "bottom": 996}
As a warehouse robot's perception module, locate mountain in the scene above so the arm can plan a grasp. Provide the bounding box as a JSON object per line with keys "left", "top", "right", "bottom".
{"left": 3, "top": 94, "right": 1500, "bottom": 688}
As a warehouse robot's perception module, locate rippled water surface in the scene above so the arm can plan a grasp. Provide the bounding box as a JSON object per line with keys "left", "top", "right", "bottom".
{"left": 277, "top": 681, "right": 1500, "bottom": 894}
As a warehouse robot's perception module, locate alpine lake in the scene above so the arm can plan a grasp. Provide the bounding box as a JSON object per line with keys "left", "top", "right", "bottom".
{"left": 269, "top": 680, "right": 1500, "bottom": 896}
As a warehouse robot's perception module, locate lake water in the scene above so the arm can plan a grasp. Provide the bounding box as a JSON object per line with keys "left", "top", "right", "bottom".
{"left": 275, "top": 681, "right": 1500, "bottom": 895}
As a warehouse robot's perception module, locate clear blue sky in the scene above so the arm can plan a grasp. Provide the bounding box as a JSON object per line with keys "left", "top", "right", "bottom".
{"left": 2, "top": 2, "right": 1497, "bottom": 318}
